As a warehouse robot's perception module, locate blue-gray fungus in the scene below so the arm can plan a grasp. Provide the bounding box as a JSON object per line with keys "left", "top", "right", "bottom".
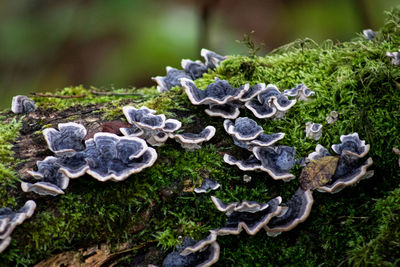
{"left": 22, "top": 156, "right": 69, "bottom": 196}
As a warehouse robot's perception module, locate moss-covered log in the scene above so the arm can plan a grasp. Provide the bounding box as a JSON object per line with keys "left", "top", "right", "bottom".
{"left": 1, "top": 7, "right": 400, "bottom": 267}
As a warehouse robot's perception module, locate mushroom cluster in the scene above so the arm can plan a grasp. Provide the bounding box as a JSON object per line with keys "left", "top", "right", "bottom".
{"left": 22, "top": 123, "right": 158, "bottom": 196}
{"left": 180, "top": 77, "right": 250, "bottom": 119}
{"left": 121, "top": 106, "right": 182, "bottom": 146}
{"left": 245, "top": 84, "right": 297, "bottom": 119}
{"left": 121, "top": 106, "right": 216, "bottom": 150}
{"left": 164, "top": 132, "right": 374, "bottom": 266}
{"left": 22, "top": 156, "right": 70, "bottom": 196}
{"left": 153, "top": 48, "right": 227, "bottom": 93}
{"left": 0, "top": 201, "right": 36, "bottom": 253}
{"left": 305, "top": 133, "right": 374, "bottom": 193}
{"left": 223, "top": 117, "right": 296, "bottom": 181}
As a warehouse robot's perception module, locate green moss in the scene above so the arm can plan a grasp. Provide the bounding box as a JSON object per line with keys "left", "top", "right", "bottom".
{"left": 1, "top": 6, "right": 400, "bottom": 267}
{"left": 0, "top": 116, "right": 22, "bottom": 208}
{"left": 348, "top": 185, "right": 400, "bottom": 266}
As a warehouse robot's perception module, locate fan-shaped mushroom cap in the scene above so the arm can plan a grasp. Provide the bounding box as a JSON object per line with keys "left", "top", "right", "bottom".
{"left": 245, "top": 84, "right": 296, "bottom": 119}
{"left": 22, "top": 156, "right": 69, "bottom": 196}
{"left": 181, "top": 78, "right": 249, "bottom": 105}
{"left": 122, "top": 106, "right": 156, "bottom": 125}
{"left": 162, "top": 234, "right": 220, "bottom": 267}
{"left": 245, "top": 98, "right": 277, "bottom": 119}
{"left": 205, "top": 101, "right": 241, "bottom": 119}
{"left": 152, "top": 66, "right": 193, "bottom": 93}
{"left": 239, "top": 83, "right": 265, "bottom": 102}
{"left": 386, "top": 49, "right": 400, "bottom": 66}
{"left": 211, "top": 196, "right": 283, "bottom": 235}
{"left": 283, "top": 84, "right": 315, "bottom": 101}
{"left": 305, "top": 122, "right": 323, "bottom": 141}
{"left": 225, "top": 117, "right": 263, "bottom": 141}
{"left": 223, "top": 154, "right": 262, "bottom": 171}
{"left": 58, "top": 133, "right": 156, "bottom": 181}
{"left": 248, "top": 133, "right": 285, "bottom": 147}
{"left": 363, "top": 29, "right": 377, "bottom": 40}
{"left": 194, "top": 178, "right": 220, "bottom": 193}
{"left": 265, "top": 188, "right": 313, "bottom": 236}
{"left": 253, "top": 146, "right": 296, "bottom": 181}
{"left": 171, "top": 126, "right": 216, "bottom": 150}
{"left": 11, "top": 95, "right": 36, "bottom": 114}
{"left": 85, "top": 133, "right": 155, "bottom": 182}
{"left": 162, "top": 119, "right": 182, "bottom": 133}
{"left": 181, "top": 59, "right": 208, "bottom": 79}
{"left": 331, "top": 133, "right": 370, "bottom": 158}
{"left": 43, "top": 122, "right": 87, "bottom": 155}
{"left": 200, "top": 48, "right": 227, "bottom": 69}
{"left": 0, "top": 200, "right": 36, "bottom": 253}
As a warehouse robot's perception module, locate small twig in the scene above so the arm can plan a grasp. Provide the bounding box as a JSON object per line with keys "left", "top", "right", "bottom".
{"left": 90, "top": 90, "right": 142, "bottom": 96}
{"left": 337, "top": 216, "right": 369, "bottom": 220}
{"left": 31, "top": 93, "right": 86, "bottom": 98}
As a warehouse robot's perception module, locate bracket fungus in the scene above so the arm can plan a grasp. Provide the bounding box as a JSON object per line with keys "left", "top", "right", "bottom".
{"left": 265, "top": 188, "right": 313, "bottom": 236}
{"left": 122, "top": 106, "right": 182, "bottom": 146}
{"left": 386, "top": 49, "right": 400, "bottom": 66}
{"left": 223, "top": 117, "right": 285, "bottom": 150}
{"left": 223, "top": 154, "right": 263, "bottom": 171}
{"left": 245, "top": 84, "right": 296, "bottom": 119}
{"left": 282, "top": 84, "right": 315, "bottom": 101}
{"left": 194, "top": 178, "right": 220, "bottom": 194}
{"left": 211, "top": 196, "right": 283, "bottom": 236}
{"left": 0, "top": 200, "right": 36, "bottom": 253}
{"left": 11, "top": 95, "right": 36, "bottom": 114}
{"left": 362, "top": 29, "right": 377, "bottom": 40}
{"left": 22, "top": 156, "right": 70, "bottom": 196}
{"left": 58, "top": 133, "right": 157, "bottom": 182}
{"left": 305, "top": 122, "right": 323, "bottom": 141}
{"left": 181, "top": 77, "right": 249, "bottom": 106}
{"left": 152, "top": 66, "right": 193, "bottom": 93}
{"left": 306, "top": 133, "right": 374, "bottom": 193}
{"left": 252, "top": 146, "right": 296, "bottom": 181}
{"left": 162, "top": 234, "right": 220, "bottom": 267}
{"left": 181, "top": 59, "right": 208, "bottom": 80}
{"left": 326, "top": 110, "right": 338, "bottom": 124}
{"left": 200, "top": 48, "right": 227, "bottom": 69}
{"left": 170, "top": 125, "right": 216, "bottom": 151}
{"left": 43, "top": 122, "right": 87, "bottom": 155}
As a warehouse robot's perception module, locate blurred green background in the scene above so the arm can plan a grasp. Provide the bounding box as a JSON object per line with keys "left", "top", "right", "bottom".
{"left": 0, "top": 0, "right": 398, "bottom": 109}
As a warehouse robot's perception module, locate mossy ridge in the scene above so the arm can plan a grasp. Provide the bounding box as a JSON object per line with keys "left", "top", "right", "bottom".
{"left": 0, "top": 116, "right": 23, "bottom": 208}
{"left": 0, "top": 7, "right": 400, "bottom": 266}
